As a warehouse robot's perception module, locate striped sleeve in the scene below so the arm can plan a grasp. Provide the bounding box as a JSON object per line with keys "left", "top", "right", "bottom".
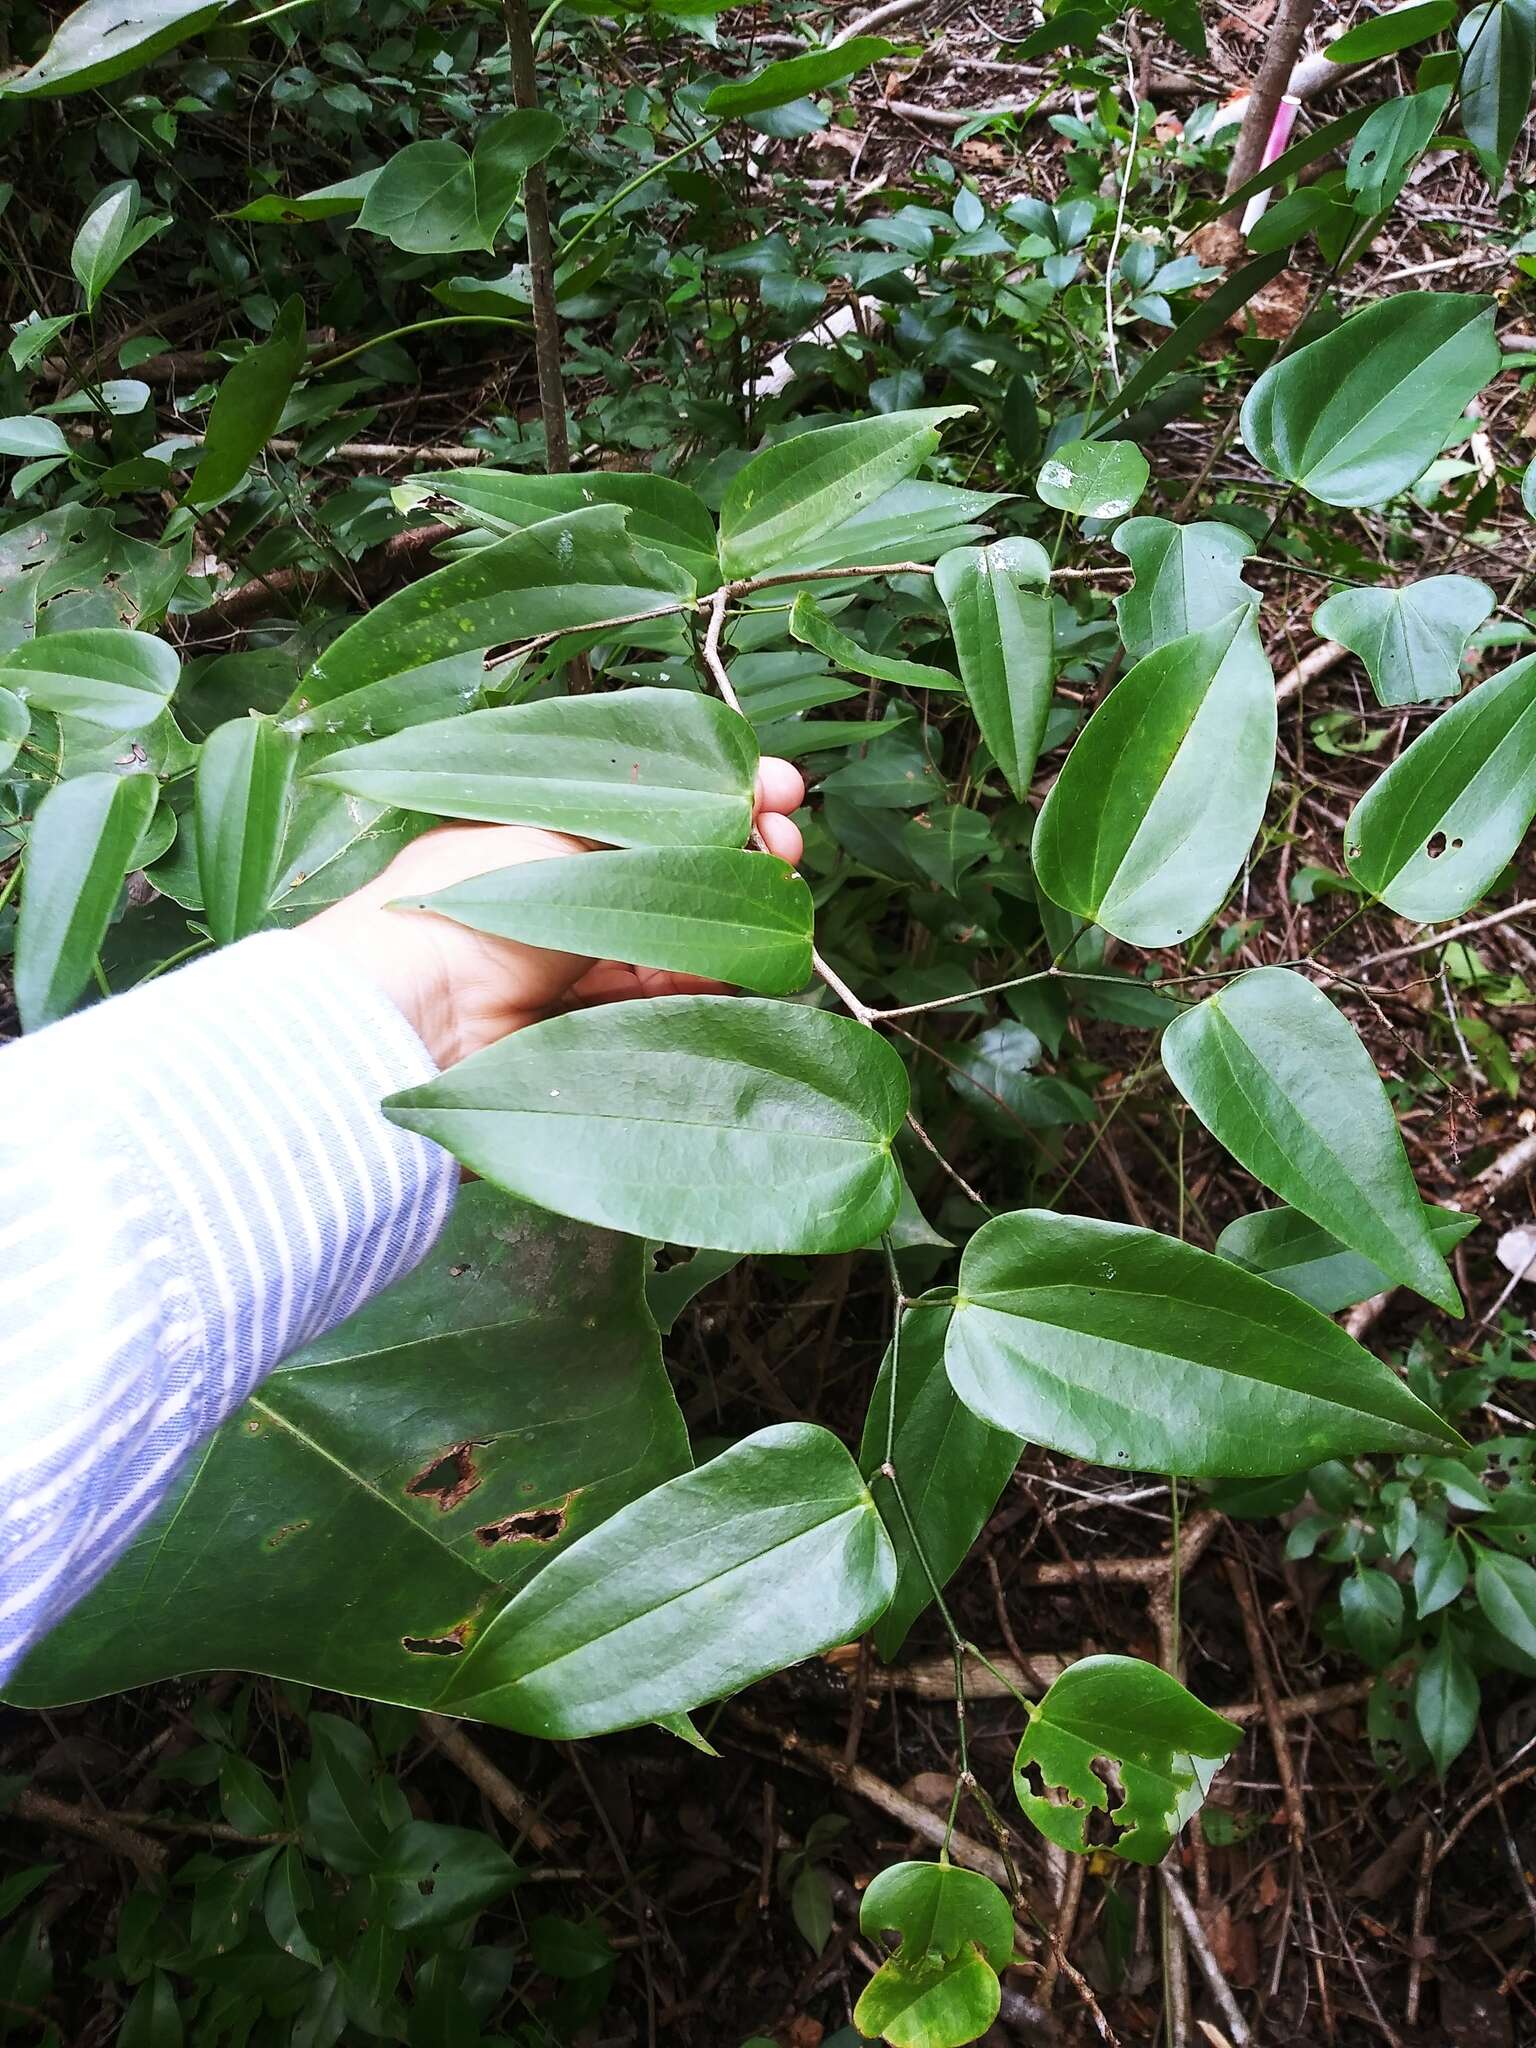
{"left": 0, "top": 932, "right": 458, "bottom": 1684}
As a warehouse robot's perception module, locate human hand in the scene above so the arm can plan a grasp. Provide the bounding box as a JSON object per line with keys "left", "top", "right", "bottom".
{"left": 295, "top": 758, "right": 806, "bottom": 1070}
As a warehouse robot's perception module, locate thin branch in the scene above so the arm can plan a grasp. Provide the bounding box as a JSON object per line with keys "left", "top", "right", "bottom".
{"left": 1353, "top": 896, "right": 1536, "bottom": 972}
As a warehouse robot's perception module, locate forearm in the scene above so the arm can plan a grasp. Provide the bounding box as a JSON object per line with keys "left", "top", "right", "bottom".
{"left": 0, "top": 933, "right": 457, "bottom": 1681}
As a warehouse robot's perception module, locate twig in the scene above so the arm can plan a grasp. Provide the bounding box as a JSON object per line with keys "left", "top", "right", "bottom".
{"left": 1161, "top": 1867, "right": 1253, "bottom": 2048}
{"left": 1405, "top": 1827, "right": 1435, "bottom": 2026}
{"left": 1275, "top": 638, "right": 1348, "bottom": 706}
{"left": 12, "top": 1787, "right": 167, "bottom": 1879}
{"left": 829, "top": 0, "right": 927, "bottom": 43}
{"left": 1354, "top": 897, "right": 1536, "bottom": 973}
{"left": 1224, "top": 1558, "right": 1303, "bottom": 1849}
{"left": 419, "top": 1713, "right": 561, "bottom": 1852}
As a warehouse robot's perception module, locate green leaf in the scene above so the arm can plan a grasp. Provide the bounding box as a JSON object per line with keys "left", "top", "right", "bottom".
{"left": 1474, "top": 1549, "right": 1536, "bottom": 1661}
{"left": 1032, "top": 608, "right": 1274, "bottom": 946}
{"left": 645, "top": 1247, "right": 742, "bottom": 1334}
{"left": 0, "top": 416, "right": 71, "bottom": 458}
{"left": 1343, "top": 651, "right": 1536, "bottom": 920}
{"left": 0, "top": 686, "right": 28, "bottom": 773}
{"left": 718, "top": 408, "right": 971, "bottom": 582}
{"left": 227, "top": 169, "right": 380, "bottom": 224}
{"left": 859, "top": 1300, "right": 1022, "bottom": 1659}
{"left": 1163, "top": 967, "right": 1462, "bottom": 1314}
{"left": 374, "top": 1821, "right": 520, "bottom": 1931}
{"left": 186, "top": 296, "right": 308, "bottom": 512}
{"left": 2, "top": 0, "right": 230, "bottom": 96}
{"left": 410, "top": 468, "right": 718, "bottom": 587}
{"left": 196, "top": 718, "right": 300, "bottom": 946}
{"left": 854, "top": 1861, "right": 1013, "bottom": 2048}
{"left": 1013, "top": 1656, "right": 1239, "bottom": 1864}
{"left": 119, "top": 1972, "right": 184, "bottom": 2048}
{"left": 944, "top": 1208, "right": 1461, "bottom": 1477}
{"left": 1327, "top": 0, "right": 1456, "bottom": 60}
{"left": 398, "top": 846, "right": 814, "bottom": 996}
{"left": 1413, "top": 1632, "right": 1478, "bottom": 1774}
{"left": 934, "top": 538, "right": 1054, "bottom": 799}
{"left": 1240, "top": 292, "right": 1501, "bottom": 506}
{"left": 435, "top": 1423, "right": 896, "bottom": 1735}
{"left": 5, "top": 1190, "right": 690, "bottom": 1711}
{"left": 1111, "top": 517, "right": 1257, "bottom": 661}
{"left": 1314, "top": 575, "right": 1495, "bottom": 706}
{"left": 386, "top": 997, "right": 908, "bottom": 1255}
{"left": 264, "top": 1849, "right": 323, "bottom": 1967}
{"left": 1340, "top": 1568, "right": 1405, "bottom": 1665}
{"left": 1345, "top": 89, "right": 1450, "bottom": 213}
{"left": 1035, "top": 438, "right": 1149, "bottom": 519}
{"left": 70, "top": 181, "right": 169, "bottom": 313}
{"left": 705, "top": 37, "right": 896, "bottom": 116}
{"left": 15, "top": 771, "right": 156, "bottom": 1030}
{"left": 1522, "top": 454, "right": 1536, "bottom": 519}
{"left": 1092, "top": 253, "right": 1292, "bottom": 427}
{"left": 310, "top": 687, "right": 756, "bottom": 846}
{"left": 357, "top": 109, "right": 563, "bottom": 254}
{"left": 1457, "top": 0, "right": 1536, "bottom": 187}
{"left": 1216, "top": 1202, "right": 1477, "bottom": 1314}
{"left": 1415, "top": 1522, "right": 1470, "bottom": 1617}
{"left": 790, "top": 591, "right": 959, "bottom": 693}
{"left": 287, "top": 507, "right": 695, "bottom": 719}
{"left": 0, "top": 627, "right": 178, "bottom": 731}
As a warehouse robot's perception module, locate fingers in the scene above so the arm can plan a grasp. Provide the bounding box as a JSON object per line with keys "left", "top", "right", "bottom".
{"left": 754, "top": 756, "right": 806, "bottom": 818}
{"left": 757, "top": 809, "right": 804, "bottom": 865}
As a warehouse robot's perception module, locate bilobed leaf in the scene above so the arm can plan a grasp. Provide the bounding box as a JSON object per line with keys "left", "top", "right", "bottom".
{"left": 196, "top": 716, "right": 300, "bottom": 945}
{"left": 855, "top": 1861, "right": 1014, "bottom": 2048}
{"left": 934, "top": 538, "right": 1054, "bottom": 799}
{"left": 309, "top": 688, "right": 757, "bottom": 846}
{"left": 1111, "top": 517, "right": 1257, "bottom": 660}
{"left": 0, "top": 628, "right": 178, "bottom": 730}
{"left": 227, "top": 169, "right": 379, "bottom": 223}
{"left": 855, "top": 1948, "right": 1001, "bottom": 2048}
{"left": 1216, "top": 1201, "right": 1477, "bottom": 1314}
{"left": 790, "top": 591, "right": 959, "bottom": 692}
{"left": 410, "top": 468, "right": 718, "bottom": 587}
{"left": 357, "top": 109, "right": 563, "bottom": 254}
{"left": 1413, "top": 1632, "right": 1478, "bottom": 1773}
{"left": 4, "top": 1191, "right": 690, "bottom": 1712}
{"left": 1345, "top": 89, "right": 1450, "bottom": 213}
{"left": 398, "top": 846, "right": 814, "bottom": 996}
{"left": 1314, "top": 575, "right": 1495, "bottom": 705}
{"left": 1474, "top": 1549, "right": 1536, "bottom": 1661}
{"left": 1240, "top": 293, "right": 1501, "bottom": 506}
{"left": 1035, "top": 438, "right": 1149, "bottom": 519}
{"left": 859, "top": 1301, "right": 1022, "bottom": 1659}
{"left": 1013, "top": 1656, "right": 1240, "bottom": 1863}
{"left": 1032, "top": 608, "right": 1275, "bottom": 946}
{"left": 2, "top": 0, "right": 231, "bottom": 96}
{"left": 1163, "top": 968, "right": 1462, "bottom": 1314}
{"left": 436, "top": 1423, "right": 897, "bottom": 1735}
{"left": 1343, "top": 651, "right": 1536, "bottom": 919}
{"left": 706, "top": 37, "right": 896, "bottom": 116}
{"left": 386, "top": 997, "right": 908, "bottom": 1254}
{"left": 15, "top": 771, "right": 157, "bottom": 1030}
{"left": 1457, "top": 0, "right": 1536, "bottom": 187}
{"left": 0, "top": 687, "right": 28, "bottom": 773}
{"left": 1327, "top": 0, "right": 1456, "bottom": 60}
{"left": 944, "top": 1208, "right": 1461, "bottom": 1476}
{"left": 717, "top": 408, "right": 971, "bottom": 581}
{"left": 288, "top": 507, "right": 695, "bottom": 715}
{"left": 70, "top": 181, "right": 169, "bottom": 312}
{"left": 186, "top": 297, "right": 307, "bottom": 512}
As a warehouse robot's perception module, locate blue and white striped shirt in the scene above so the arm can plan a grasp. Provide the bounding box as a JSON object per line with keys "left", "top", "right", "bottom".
{"left": 0, "top": 933, "right": 458, "bottom": 1683}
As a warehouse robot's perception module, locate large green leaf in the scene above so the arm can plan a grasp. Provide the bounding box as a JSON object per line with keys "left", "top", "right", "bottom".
{"left": 1163, "top": 967, "right": 1461, "bottom": 1314}
{"left": 934, "top": 538, "right": 1054, "bottom": 799}
{"left": 2, "top": 0, "right": 231, "bottom": 95}
{"left": 1474, "top": 1549, "right": 1536, "bottom": 1661}
{"left": 309, "top": 688, "right": 757, "bottom": 845}
{"left": 1240, "top": 293, "right": 1501, "bottom": 506}
{"left": 763, "top": 478, "right": 1007, "bottom": 578}
{"left": 69, "top": 180, "right": 169, "bottom": 313}
{"left": 409, "top": 469, "right": 718, "bottom": 587}
{"left": 1458, "top": 0, "right": 1536, "bottom": 187}
{"left": 387, "top": 996, "right": 908, "bottom": 1254}
{"left": 1032, "top": 608, "right": 1275, "bottom": 946}
{"left": 1111, "top": 517, "right": 1257, "bottom": 661}
{"left": 717, "top": 408, "right": 970, "bottom": 582}
{"left": 436, "top": 1423, "right": 896, "bottom": 1735}
{"left": 705, "top": 37, "right": 896, "bottom": 116}
{"left": 855, "top": 1862, "right": 1014, "bottom": 2048}
{"left": 1326, "top": 0, "right": 1456, "bottom": 59}
{"left": 4, "top": 1191, "right": 690, "bottom": 1712}
{"left": 1344, "top": 651, "right": 1536, "bottom": 919}
{"left": 0, "top": 627, "right": 178, "bottom": 731}
{"left": 859, "top": 1301, "right": 1022, "bottom": 1660}
{"left": 357, "top": 110, "right": 563, "bottom": 255}
{"left": 1035, "top": 438, "right": 1149, "bottom": 520}
{"left": 398, "top": 846, "right": 814, "bottom": 996}
{"left": 1314, "top": 575, "right": 1494, "bottom": 706}
{"left": 1414, "top": 1632, "right": 1478, "bottom": 1773}
{"left": 1216, "top": 1201, "right": 1478, "bottom": 1314}
{"left": 944, "top": 1208, "right": 1460, "bottom": 1476}
{"left": 186, "top": 297, "right": 308, "bottom": 512}
{"left": 15, "top": 771, "right": 157, "bottom": 1031}
{"left": 196, "top": 717, "right": 300, "bottom": 946}
{"left": 1347, "top": 90, "right": 1451, "bottom": 214}
{"left": 1013, "top": 1657, "right": 1239, "bottom": 1864}
{"left": 288, "top": 507, "right": 695, "bottom": 715}
{"left": 789, "top": 591, "right": 959, "bottom": 692}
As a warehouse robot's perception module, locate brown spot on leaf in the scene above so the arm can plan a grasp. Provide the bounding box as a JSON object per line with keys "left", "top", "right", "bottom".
{"left": 406, "top": 1442, "right": 483, "bottom": 1512}
{"left": 1427, "top": 831, "right": 1448, "bottom": 858}
{"left": 402, "top": 1622, "right": 471, "bottom": 1657}
{"left": 263, "top": 1521, "right": 309, "bottom": 1552}
{"left": 474, "top": 1496, "right": 572, "bottom": 1547}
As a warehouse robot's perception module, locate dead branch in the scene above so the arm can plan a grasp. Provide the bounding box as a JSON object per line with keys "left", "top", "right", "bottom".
{"left": 419, "top": 1713, "right": 562, "bottom": 1852}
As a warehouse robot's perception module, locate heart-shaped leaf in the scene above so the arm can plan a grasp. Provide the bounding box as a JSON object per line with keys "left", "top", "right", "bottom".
{"left": 1314, "top": 575, "right": 1495, "bottom": 706}
{"left": 934, "top": 538, "right": 1054, "bottom": 798}
{"left": 944, "top": 1208, "right": 1461, "bottom": 1475}
{"left": 855, "top": 1861, "right": 1014, "bottom": 2048}
{"left": 357, "top": 109, "right": 563, "bottom": 254}
{"left": 1111, "top": 516, "right": 1257, "bottom": 660}
{"left": 1035, "top": 438, "right": 1149, "bottom": 519}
